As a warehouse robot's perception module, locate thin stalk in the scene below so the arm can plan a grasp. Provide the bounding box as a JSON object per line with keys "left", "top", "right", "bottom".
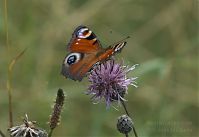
{"left": 4, "top": 0, "right": 9, "bottom": 52}
{"left": 125, "top": 133, "right": 129, "bottom": 137}
{"left": 132, "top": 126, "right": 138, "bottom": 137}
{"left": 0, "top": 130, "right": 6, "bottom": 137}
{"left": 48, "top": 129, "right": 54, "bottom": 137}
{"left": 7, "top": 71, "right": 13, "bottom": 128}
{"left": 7, "top": 48, "right": 27, "bottom": 128}
{"left": 4, "top": 0, "right": 13, "bottom": 128}
{"left": 121, "top": 100, "right": 138, "bottom": 137}
{"left": 121, "top": 100, "right": 130, "bottom": 116}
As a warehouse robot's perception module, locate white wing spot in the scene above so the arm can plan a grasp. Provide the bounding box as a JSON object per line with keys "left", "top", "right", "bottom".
{"left": 84, "top": 30, "right": 92, "bottom": 38}
{"left": 115, "top": 43, "right": 125, "bottom": 52}
{"left": 78, "top": 28, "right": 89, "bottom": 38}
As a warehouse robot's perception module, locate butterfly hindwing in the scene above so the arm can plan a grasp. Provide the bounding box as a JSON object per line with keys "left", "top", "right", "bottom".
{"left": 61, "top": 53, "right": 98, "bottom": 81}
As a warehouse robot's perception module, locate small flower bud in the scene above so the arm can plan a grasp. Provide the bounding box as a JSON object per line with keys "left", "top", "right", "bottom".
{"left": 117, "top": 115, "right": 133, "bottom": 134}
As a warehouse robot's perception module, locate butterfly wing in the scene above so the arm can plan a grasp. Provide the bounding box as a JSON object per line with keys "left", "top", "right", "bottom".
{"left": 67, "top": 25, "right": 102, "bottom": 53}
{"left": 61, "top": 25, "right": 127, "bottom": 81}
{"left": 61, "top": 41, "right": 127, "bottom": 81}
{"left": 98, "top": 41, "right": 127, "bottom": 59}
{"left": 77, "top": 41, "right": 127, "bottom": 79}
{"left": 61, "top": 53, "right": 98, "bottom": 81}
{"left": 61, "top": 26, "right": 104, "bottom": 81}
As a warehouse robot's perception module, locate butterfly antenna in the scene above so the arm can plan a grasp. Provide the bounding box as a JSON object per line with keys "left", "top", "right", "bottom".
{"left": 109, "top": 36, "right": 130, "bottom": 47}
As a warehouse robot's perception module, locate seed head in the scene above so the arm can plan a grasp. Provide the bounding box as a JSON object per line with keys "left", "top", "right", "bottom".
{"left": 8, "top": 114, "right": 48, "bottom": 137}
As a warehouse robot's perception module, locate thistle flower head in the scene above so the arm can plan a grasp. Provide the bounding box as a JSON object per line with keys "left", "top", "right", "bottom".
{"left": 8, "top": 114, "right": 47, "bottom": 137}
{"left": 87, "top": 59, "right": 138, "bottom": 108}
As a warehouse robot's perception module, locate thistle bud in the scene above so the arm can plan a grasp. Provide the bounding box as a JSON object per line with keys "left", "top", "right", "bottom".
{"left": 117, "top": 115, "right": 133, "bottom": 134}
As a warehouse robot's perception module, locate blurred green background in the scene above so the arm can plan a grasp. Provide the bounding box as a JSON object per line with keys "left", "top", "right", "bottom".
{"left": 0, "top": 0, "right": 198, "bottom": 136}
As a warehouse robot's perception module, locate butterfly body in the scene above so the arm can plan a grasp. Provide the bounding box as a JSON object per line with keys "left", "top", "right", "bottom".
{"left": 61, "top": 25, "right": 127, "bottom": 81}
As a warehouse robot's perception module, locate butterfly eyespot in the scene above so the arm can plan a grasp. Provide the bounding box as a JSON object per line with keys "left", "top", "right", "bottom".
{"left": 64, "top": 53, "right": 82, "bottom": 66}
{"left": 77, "top": 28, "right": 92, "bottom": 38}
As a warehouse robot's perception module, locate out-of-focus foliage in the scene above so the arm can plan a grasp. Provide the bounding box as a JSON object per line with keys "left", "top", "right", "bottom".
{"left": 0, "top": 0, "right": 198, "bottom": 136}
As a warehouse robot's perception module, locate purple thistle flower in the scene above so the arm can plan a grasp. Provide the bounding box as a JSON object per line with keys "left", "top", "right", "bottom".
{"left": 87, "top": 59, "right": 138, "bottom": 108}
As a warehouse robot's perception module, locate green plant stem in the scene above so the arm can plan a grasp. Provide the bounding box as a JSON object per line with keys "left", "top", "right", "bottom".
{"left": 48, "top": 129, "right": 54, "bottom": 137}
{"left": 4, "top": 0, "right": 13, "bottom": 128}
{"left": 4, "top": 0, "right": 9, "bottom": 52}
{"left": 7, "top": 73, "right": 13, "bottom": 128}
{"left": 132, "top": 126, "right": 138, "bottom": 137}
{"left": 121, "top": 100, "right": 138, "bottom": 137}
{"left": 0, "top": 130, "right": 6, "bottom": 137}
{"left": 7, "top": 49, "right": 26, "bottom": 129}
{"left": 121, "top": 100, "right": 130, "bottom": 116}
{"left": 125, "top": 133, "right": 128, "bottom": 137}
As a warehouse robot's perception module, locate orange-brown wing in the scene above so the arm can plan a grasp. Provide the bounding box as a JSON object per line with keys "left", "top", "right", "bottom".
{"left": 76, "top": 41, "right": 127, "bottom": 79}
{"left": 61, "top": 53, "right": 98, "bottom": 81}
{"left": 67, "top": 25, "right": 102, "bottom": 53}
{"left": 61, "top": 25, "right": 127, "bottom": 81}
{"left": 61, "top": 41, "right": 127, "bottom": 81}
{"left": 61, "top": 25, "right": 103, "bottom": 81}
{"left": 97, "top": 41, "right": 127, "bottom": 61}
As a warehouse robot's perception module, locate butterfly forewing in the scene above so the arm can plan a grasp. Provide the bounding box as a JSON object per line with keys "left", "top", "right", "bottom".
{"left": 67, "top": 26, "right": 102, "bottom": 53}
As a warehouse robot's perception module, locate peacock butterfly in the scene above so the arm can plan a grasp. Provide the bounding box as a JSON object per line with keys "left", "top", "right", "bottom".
{"left": 61, "top": 25, "right": 128, "bottom": 81}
